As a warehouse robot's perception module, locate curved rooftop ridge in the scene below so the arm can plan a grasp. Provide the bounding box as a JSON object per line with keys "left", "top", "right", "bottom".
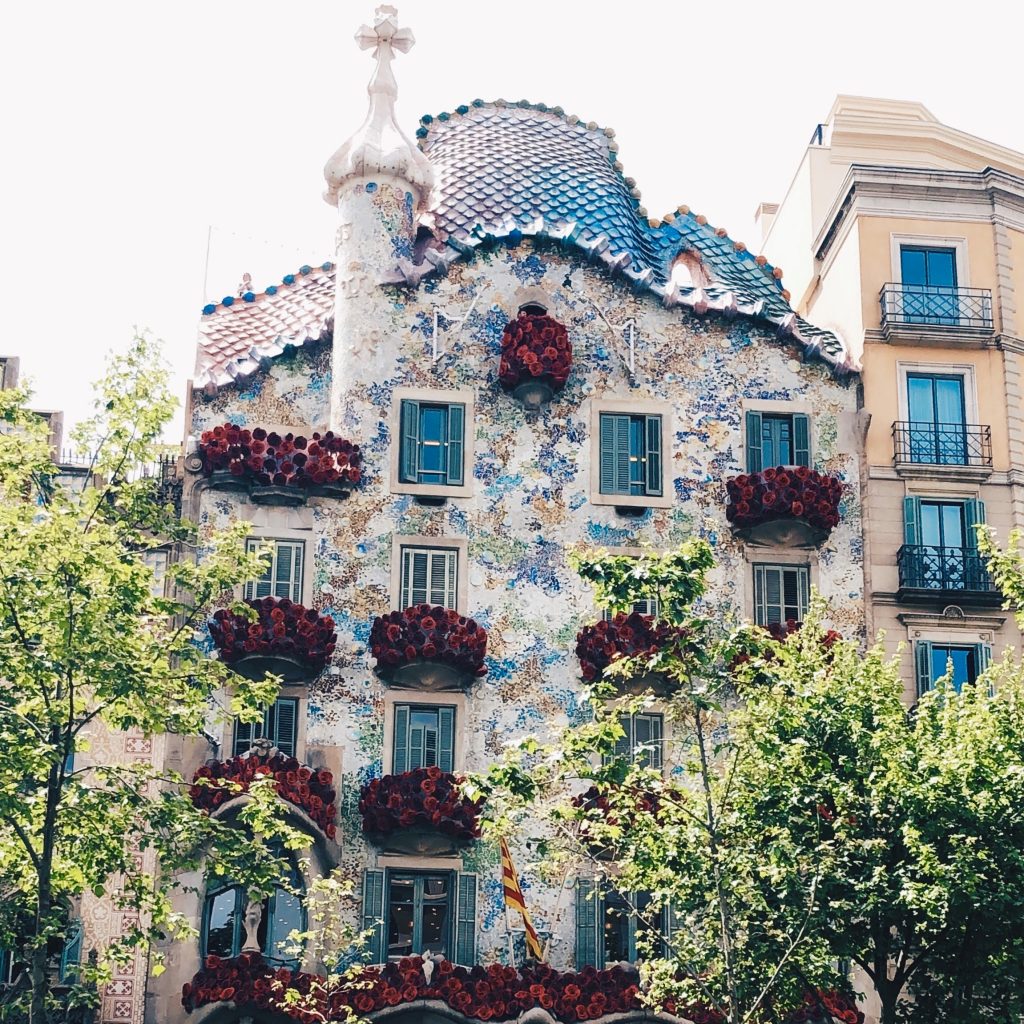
{"left": 414, "top": 98, "right": 789, "bottom": 297}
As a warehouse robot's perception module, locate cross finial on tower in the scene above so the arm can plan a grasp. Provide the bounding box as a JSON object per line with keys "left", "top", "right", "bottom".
{"left": 323, "top": 6, "right": 434, "bottom": 205}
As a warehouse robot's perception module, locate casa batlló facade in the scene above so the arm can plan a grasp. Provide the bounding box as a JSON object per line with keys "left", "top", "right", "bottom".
{"left": 45, "top": 8, "right": 869, "bottom": 1024}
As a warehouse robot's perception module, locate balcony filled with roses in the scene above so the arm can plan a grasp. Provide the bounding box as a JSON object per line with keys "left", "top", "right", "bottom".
{"left": 725, "top": 466, "right": 843, "bottom": 547}
{"left": 498, "top": 311, "right": 572, "bottom": 412}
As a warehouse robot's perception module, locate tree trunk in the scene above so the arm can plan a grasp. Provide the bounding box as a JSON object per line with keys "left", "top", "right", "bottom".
{"left": 876, "top": 980, "right": 900, "bottom": 1024}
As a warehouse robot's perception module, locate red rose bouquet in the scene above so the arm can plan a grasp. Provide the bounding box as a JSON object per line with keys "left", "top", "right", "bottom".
{"left": 190, "top": 752, "right": 337, "bottom": 839}
{"left": 209, "top": 597, "right": 337, "bottom": 676}
{"left": 575, "top": 612, "right": 689, "bottom": 684}
{"left": 725, "top": 466, "right": 843, "bottom": 534}
{"left": 183, "top": 952, "right": 325, "bottom": 1016}
{"left": 198, "top": 424, "right": 362, "bottom": 492}
{"left": 369, "top": 605, "right": 488, "bottom": 679}
{"left": 359, "top": 767, "right": 483, "bottom": 842}
{"left": 498, "top": 313, "right": 572, "bottom": 393}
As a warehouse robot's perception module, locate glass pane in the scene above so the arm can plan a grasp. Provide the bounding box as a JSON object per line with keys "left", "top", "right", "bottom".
{"left": 931, "top": 646, "right": 976, "bottom": 693}
{"left": 940, "top": 503, "right": 966, "bottom": 548}
{"left": 206, "top": 889, "right": 239, "bottom": 957}
{"left": 934, "top": 378, "right": 965, "bottom": 426}
{"left": 900, "top": 248, "right": 927, "bottom": 286}
{"left": 409, "top": 709, "right": 441, "bottom": 770}
{"left": 763, "top": 415, "right": 792, "bottom": 467}
{"left": 907, "top": 376, "right": 937, "bottom": 425}
{"left": 926, "top": 249, "right": 956, "bottom": 288}
{"left": 267, "top": 889, "right": 303, "bottom": 963}
{"left": 920, "top": 504, "right": 942, "bottom": 548}
{"left": 388, "top": 879, "right": 415, "bottom": 958}
{"left": 421, "top": 877, "right": 449, "bottom": 955}
{"left": 604, "top": 892, "right": 631, "bottom": 963}
{"left": 418, "top": 406, "right": 447, "bottom": 479}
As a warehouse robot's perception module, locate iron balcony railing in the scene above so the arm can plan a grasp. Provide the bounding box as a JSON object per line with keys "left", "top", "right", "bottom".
{"left": 897, "top": 545, "right": 996, "bottom": 595}
{"left": 892, "top": 421, "right": 993, "bottom": 468}
{"left": 879, "top": 283, "right": 994, "bottom": 331}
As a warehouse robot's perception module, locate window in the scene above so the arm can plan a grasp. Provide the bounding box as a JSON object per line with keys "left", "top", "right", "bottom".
{"left": 902, "top": 497, "right": 987, "bottom": 591}
{"left": 244, "top": 539, "right": 304, "bottom": 603}
{"left": 906, "top": 373, "right": 968, "bottom": 465}
{"left": 398, "top": 399, "right": 465, "bottom": 488}
{"left": 143, "top": 548, "right": 169, "bottom": 599}
{"left": 598, "top": 413, "right": 662, "bottom": 497}
{"left": 392, "top": 704, "right": 455, "bottom": 774}
{"left": 362, "top": 870, "right": 477, "bottom": 965}
{"left": 899, "top": 245, "right": 958, "bottom": 324}
{"left": 577, "top": 881, "right": 672, "bottom": 968}
{"left": 400, "top": 546, "right": 458, "bottom": 609}
{"left": 603, "top": 596, "right": 660, "bottom": 621}
{"left": 203, "top": 878, "right": 304, "bottom": 966}
{"left": 753, "top": 564, "right": 810, "bottom": 626}
{"left": 915, "top": 641, "right": 991, "bottom": 696}
{"left": 745, "top": 411, "right": 810, "bottom": 473}
{"left": 611, "top": 713, "right": 663, "bottom": 771}
{"left": 233, "top": 697, "right": 299, "bottom": 758}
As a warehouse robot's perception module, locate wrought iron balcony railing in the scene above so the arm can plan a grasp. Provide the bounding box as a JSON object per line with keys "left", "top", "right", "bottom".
{"left": 880, "top": 283, "right": 994, "bottom": 331}
{"left": 892, "top": 421, "right": 993, "bottom": 468}
{"left": 897, "top": 544, "right": 997, "bottom": 595}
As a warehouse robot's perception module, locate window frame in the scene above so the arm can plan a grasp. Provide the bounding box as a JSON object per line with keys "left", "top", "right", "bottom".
{"left": 233, "top": 696, "right": 301, "bottom": 758}
{"left": 384, "top": 869, "right": 456, "bottom": 961}
{"left": 890, "top": 233, "right": 969, "bottom": 292}
{"left": 391, "top": 535, "right": 469, "bottom": 613}
{"left": 752, "top": 563, "right": 811, "bottom": 627}
{"left": 201, "top": 876, "right": 306, "bottom": 967}
{"left": 610, "top": 712, "right": 664, "bottom": 771}
{"left": 244, "top": 537, "right": 306, "bottom": 604}
{"left": 896, "top": 361, "right": 979, "bottom": 428}
{"left": 914, "top": 639, "right": 991, "bottom": 696}
{"left": 589, "top": 398, "right": 673, "bottom": 510}
{"left": 391, "top": 388, "right": 475, "bottom": 499}
{"left": 390, "top": 702, "right": 457, "bottom": 774}
{"left": 741, "top": 401, "right": 813, "bottom": 474}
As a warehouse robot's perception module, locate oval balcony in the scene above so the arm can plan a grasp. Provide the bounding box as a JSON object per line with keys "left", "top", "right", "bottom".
{"left": 359, "top": 768, "right": 483, "bottom": 856}
{"left": 725, "top": 467, "right": 842, "bottom": 548}
{"left": 209, "top": 597, "right": 337, "bottom": 682}
{"left": 190, "top": 751, "right": 338, "bottom": 842}
{"left": 369, "top": 605, "right": 487, "bottom": 691}
{"left": 575, "top": 612, "right": 686, "bottom": 697}
{"left": 499, "top": 311, "right": 572, "bottom": 413}
{"left": 196, "top": 423, "right": 363, "bottom": 505}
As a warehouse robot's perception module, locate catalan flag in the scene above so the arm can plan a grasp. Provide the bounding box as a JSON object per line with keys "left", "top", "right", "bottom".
{"left": 500, "top": 837, "right": 544, "bottom": 961}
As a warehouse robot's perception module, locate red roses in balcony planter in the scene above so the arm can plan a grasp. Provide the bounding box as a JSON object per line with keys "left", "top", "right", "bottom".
{"left": 198, "top": 423, "right": 362, "bottom": 502}
{"left": 575, "top": 612, "right": 686, "bottom": 695}
{"left": 182, "top": 952, "right": 322, "bottom": 1016}
{"left": 359, "top": 767, "right": 483, "bottom": 854}
{"left": 209, "top": 597, "right": 337, "bottom": 681}
{"left": 190, "top": 752, "right": 337, "bottom": 840}
{"left": 499, "top": 312, "right": 572, "bottom": 410}
{"left": 725, "top": 466, "right": 843, "bottom": 546}
{"left": 369, "top": 605, "right": 487, "bottom": 690}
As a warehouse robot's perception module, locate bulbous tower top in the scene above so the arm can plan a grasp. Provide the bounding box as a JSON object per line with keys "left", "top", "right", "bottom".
{"left": 322, "top": 5, "right": 434, "bottom": 206}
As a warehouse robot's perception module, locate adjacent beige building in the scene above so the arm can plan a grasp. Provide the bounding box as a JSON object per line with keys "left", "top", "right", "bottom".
{"left": 762, "top": 95, "right": 1024, "bottom": 703}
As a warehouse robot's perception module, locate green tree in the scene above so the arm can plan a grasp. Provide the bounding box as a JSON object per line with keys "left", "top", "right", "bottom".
{"left": 0, "top": 335, "right": 302, "bottom": 1023}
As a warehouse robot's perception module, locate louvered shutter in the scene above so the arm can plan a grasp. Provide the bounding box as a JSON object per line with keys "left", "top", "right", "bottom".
{"left": 977, "top": 642, "right": 993, "bottom": 672}
{"left": 361, "top": 870, "right": 386, "bottom": 964}
{"left": 402, "top": 549, "right": 427, "bottom": 607}
{"left": 964, "top": 499, "right": 986, "bottom": 547}
{"left": 455, "top": 873, "right": 477, "bottom": 966}
{"left": 915, "top": 641, "right": 933, "bottom": 697}
{"left": 600, "top": 414, "right": 631, "bottom": 494}
{"left": 430, "top": 549, "right": 456, "bottom": 607}
{"left": 233, "top": 716, "right": 254, "bottom": 757}
{"left": 796, "top": 566, "right": 811, "bottom": 619}
{"left": 964, "top": 499, "right": 987, "bottom": 588}
{"left": 273, "top": 698, "right": 298, "bottom": 757}
{"left": 647, "top": 714, "right": 664, "bottom": 771}
{"left": 745, "top": 411, "right": 763, "bottom": 473}
{"left": 393, "top": 705, "right": 410, "bottom": 774}
{"left": 903, "top": 497, "right": 922, "bottom": 545}
{"left": 245, "top": 538, "right": 270, "bottom": 601}
{"left": 645, "top": 416, "right": 663, "bottom": 496}
{"left": 446, "top": 404, "right": 465, "bottom": 486}
{"left": 793, "top": 414, "right": 810, "bottom": 468}
{"left": 59, "top": 922, "right": 82, "bottom": 982}
{"left": 400, "top": 400, "right": 420, "bottom": 483}
{"left": 438, "top": 706, "right": 455, "bottom": 773}
{"left": 661, "top": 900, "right": 680, "bottom": 959}
{"left": 576, "top": 880, "right": 601, "bottom": 969}
{"left": 272, "top": 542, "right": 303, "bottom": 601}
{"left": 763, "top": 565, "right": 783, "bottom": 625}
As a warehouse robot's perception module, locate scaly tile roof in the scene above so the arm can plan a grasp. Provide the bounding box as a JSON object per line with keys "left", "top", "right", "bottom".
{"left": 194, "top": 101, "right": 852, "bottom": 391}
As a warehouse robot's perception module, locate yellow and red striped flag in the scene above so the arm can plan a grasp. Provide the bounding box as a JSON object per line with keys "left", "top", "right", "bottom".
{"left": 500, "top": 837, "right": 544, "bottom": 961}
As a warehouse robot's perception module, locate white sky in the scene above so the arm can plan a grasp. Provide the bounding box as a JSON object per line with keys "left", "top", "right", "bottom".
{"left": 4, "top": 0, "right": 1023, "bottom": 440}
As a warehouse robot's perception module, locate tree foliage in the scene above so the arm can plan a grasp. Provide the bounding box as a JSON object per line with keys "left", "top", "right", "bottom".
{"left": 0, "top": 335, "right": 302, "bottom": 1023}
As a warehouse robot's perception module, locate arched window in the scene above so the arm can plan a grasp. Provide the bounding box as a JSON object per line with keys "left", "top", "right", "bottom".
{"left": 671, "top": 249, "right": 713, "bottom": 290}
{"left": 202, "top": 874, "right": 305, "bottom": 966}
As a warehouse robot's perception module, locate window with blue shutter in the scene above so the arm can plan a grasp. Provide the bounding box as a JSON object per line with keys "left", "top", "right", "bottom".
{"left": 392, "top": 704, "right": 455, "bottom": 774}
{"left": 399, "top": 400, "right": 467, "bottom": 487}
{"left": 59, "top": 922, "right": 82, "bottom": 983}
{"left": 916, "top": 640, "right": 989, "bottom": 694}
{"left": 233, "top": 697, "right": 299, "bottom": 758}
{"left": 361, "top": 869, "right": 386, "bottom": 964}
{"left": 599, "top": 414, "right": 663, "bottom": 497}
{"left": 753, "top": 564, "right": 811, "bottom": 626}
{"left": 244, "top": 539, "right": 304, "bottom": 602}
{"left": 746, "top": 411, "right": 810, "bottom": 471}
{"left": 575, "top": 879, "right": 600, "bottom": 969}
{"left": 400, "top": 546, "right": 458, "bottom": 609}
{"left": 384, "top": 871, "right": 454, "bottom": 960}
{"left": 455, "top": 874, "right": 477, "bottom": 966}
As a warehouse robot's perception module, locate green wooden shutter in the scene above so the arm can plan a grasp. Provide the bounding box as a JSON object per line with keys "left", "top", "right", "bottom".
{"left": 455, "top": 873, "right": 477, "bottom": 966}
{"left": 599, "top": 414, "right": 631, "bottom": 495}
{"left": 400, "top": 400, "right": 420, "bottom": 483}
{"left": 903, "top": 496, "right": 922, "bottom": 545}
{"left": 599, "top": 414, "right": 616, "bottom": 493}
{"left": 797, "top": 566, "right": 811, "bottom": 620}
{"left": 745, "top": 411, "right": 763, "bottom": 473}
{"left": 446, "top": 404, "right": 465, "bottom": 486}
{"left": 915, "top": 641, "right": 933, "bottom": 698}
{"left": 661, "top": 901, "right": 680, "bottom": 959}
{"left": 976, "top": 642, "right": 993, "bottom": 674}
{"left": 273, "top": 698, "right": 298, "bottom": 757}
{"left": 361, "top": 870, "right": 385, "bottom": 964}
{"left": 964, "top": 499, "right": 987, "bottom": 589}
{"left": 644, "top": 416, "right": 663, "bottom": 496}
{"left": 59, "top": 922, "right": 82, "bottom": 983}
{"left": 393, "top": 705, "right": 410, "bottom": 774}
{"left": 233, "top": 716, "right": 254, "bottom": 757}
{"left": 272, "top": 542, "right": 303, "bottom": 602}
{"left": 792, "top": 414, "right": 810, "bottom": 468}
{"left": 575, "top": 879, "right": 600, "bottom": 969}
{"left": 964, "top": 498, "right": 986, "bottom": 548}
{"left": 438, "top": 706, "right": 455, "bottom": 773}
